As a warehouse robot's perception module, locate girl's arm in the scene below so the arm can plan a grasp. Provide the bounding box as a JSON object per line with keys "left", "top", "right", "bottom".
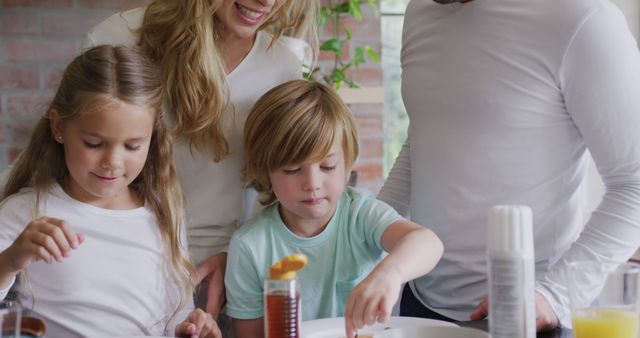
{"left": 232, "top": 317, "right": 263, "bottom": 338}
{"left": 344, "top": 220, "right": 443, "bottom": 338}
{"left": 0, "top": 217, "right": 83, "bottom": 289}
{"left": 0, "top": 252, "right": 18, "bottom": 291}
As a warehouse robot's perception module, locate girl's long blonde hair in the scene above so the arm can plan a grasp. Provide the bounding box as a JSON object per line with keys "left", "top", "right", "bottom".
{"left": 2, "top": 45, "right": 196, "bottom": 321}
{"left": 138, "top": 0, "right": 318, "bottom": 162}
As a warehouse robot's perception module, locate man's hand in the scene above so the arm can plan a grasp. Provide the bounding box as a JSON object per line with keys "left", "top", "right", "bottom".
{"left": 534, "top": 292, "right": 559, "bottom": 331}
{"left": 470, "top": 292, "right": 559, "bottom": 332}
{"left": 196, "top": 252, "right": 228, "bottom": 319}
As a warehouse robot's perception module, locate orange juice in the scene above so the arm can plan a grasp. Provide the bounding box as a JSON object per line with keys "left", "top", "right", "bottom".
{"left": 572, "top": 308, "right": 639, "bottom": 338}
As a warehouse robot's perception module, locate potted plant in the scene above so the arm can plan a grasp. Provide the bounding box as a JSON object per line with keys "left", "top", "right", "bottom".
{"left": 307, "top": 0, "right": 383, "bottom": 104}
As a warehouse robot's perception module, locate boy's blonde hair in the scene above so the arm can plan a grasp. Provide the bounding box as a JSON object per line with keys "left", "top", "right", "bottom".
{"left": 244, "top": 80, "right": 359, "bottom": 205}
{"left": 138, "top": 0, "right": 318, "bottom": 162}
{"left": 2, "top": 45, "right": 195, "bottom": 323}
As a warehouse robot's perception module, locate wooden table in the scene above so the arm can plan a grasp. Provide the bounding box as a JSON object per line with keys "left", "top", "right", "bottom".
{"left": 457, "top": 320, "right": 572, "bottom": 338}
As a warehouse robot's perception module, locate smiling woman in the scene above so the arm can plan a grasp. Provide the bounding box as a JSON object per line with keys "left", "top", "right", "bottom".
{"left": 83, "top": 0, "right": 320, "bottom": 334}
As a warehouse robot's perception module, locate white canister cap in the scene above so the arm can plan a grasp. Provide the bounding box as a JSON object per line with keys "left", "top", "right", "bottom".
{"left": 487, "top": 205, "right": 534, "bottom": 255}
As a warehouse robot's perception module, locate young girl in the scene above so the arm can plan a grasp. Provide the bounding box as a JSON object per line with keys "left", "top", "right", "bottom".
{"left": 225, "top": 80, "right": 444, "bottom": 338}
{"left": 84, "top": 0, "right": 319, "bottom": 321}
{"left": 0, "top": 45, "right": 220, "bottom": 338}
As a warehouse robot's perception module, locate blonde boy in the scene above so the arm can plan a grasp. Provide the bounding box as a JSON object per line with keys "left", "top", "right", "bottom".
{"left": 225, "top": 80, "right": 444, "bottom": 338}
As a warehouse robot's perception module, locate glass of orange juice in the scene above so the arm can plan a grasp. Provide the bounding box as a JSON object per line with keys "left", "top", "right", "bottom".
{"left": 567, "top": 261, "right": 640, "bottom": 338}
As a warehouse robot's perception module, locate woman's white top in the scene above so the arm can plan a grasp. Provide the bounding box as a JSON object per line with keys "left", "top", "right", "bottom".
{"left": 85, "top": 8, "right": 310, "bottom": 265}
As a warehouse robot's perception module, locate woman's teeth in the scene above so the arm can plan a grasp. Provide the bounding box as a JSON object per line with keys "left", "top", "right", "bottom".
{"left": 237, "top": 4, "right": 262, "bottom": 20}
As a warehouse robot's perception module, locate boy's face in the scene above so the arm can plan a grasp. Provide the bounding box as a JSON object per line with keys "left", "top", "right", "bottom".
{"left": 269, "top": 137, "right": 348, "bottom": 236}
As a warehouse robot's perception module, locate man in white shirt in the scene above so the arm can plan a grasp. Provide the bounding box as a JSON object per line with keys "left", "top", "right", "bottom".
{"left": 379, "top": 0, "right": 640, "bottom": 331}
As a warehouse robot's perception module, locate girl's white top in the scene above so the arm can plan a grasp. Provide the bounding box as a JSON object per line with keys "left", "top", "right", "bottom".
{"left": 0, "top": 184, "right": 192, "bottom": 337}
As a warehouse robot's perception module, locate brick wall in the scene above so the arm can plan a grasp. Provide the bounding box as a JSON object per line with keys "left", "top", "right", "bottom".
{"left": 0, "top": 0, "right": 385, "bottom": 192}
{"left": 0, "top": 0, "right": 149, "bottom": 170}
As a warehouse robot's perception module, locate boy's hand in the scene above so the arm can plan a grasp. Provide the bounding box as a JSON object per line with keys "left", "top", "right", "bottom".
{"left": 195, "top": 252, "right": 227, "bottom": 319}
{"left": 344, "top": 267, "right": 402, "bottom": 338}
{"left": 175, "top": 309, "right": 221, "bottom": 338}
{"left": 4, "top": 216, "right": 83, "bottom": 272}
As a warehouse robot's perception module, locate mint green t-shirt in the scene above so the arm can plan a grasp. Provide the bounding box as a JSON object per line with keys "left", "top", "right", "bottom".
{"left": 225, "top": 187, "right": 403, "bottom": 321}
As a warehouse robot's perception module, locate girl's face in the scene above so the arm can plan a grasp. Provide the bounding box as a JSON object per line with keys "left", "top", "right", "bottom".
{"left": 215, "top": 0, "right": 286, "bottom": 42}
{"left": 51, "top": 100, "right": 154, "bottom": 209}
{"left": 269, "top": 137, "right": 348, "bottom": 236}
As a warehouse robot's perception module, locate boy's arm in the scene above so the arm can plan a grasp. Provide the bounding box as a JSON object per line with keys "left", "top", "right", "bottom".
{"left": 344, "top": 220, "right": 443, "bottom": 338}
{"left": 232, "top": 317, "right": 264, "bottom": 338}
{"left": 225, "top": 232, "right": 267, "bottom": 336}
{"left": 377, "top": 220, "right": 443, "bottom": 293}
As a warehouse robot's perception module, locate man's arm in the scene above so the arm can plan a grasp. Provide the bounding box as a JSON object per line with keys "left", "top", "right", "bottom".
{"left": 537, "top": 3, "right": 640, "bottom": 327}
{"left": 378, "top": 135, "right": 412, "bottom": 217}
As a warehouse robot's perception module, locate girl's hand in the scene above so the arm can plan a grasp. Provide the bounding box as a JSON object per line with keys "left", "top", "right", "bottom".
{"left": 344, "top": 268, "right": 402, "bottom": 338}
{"left": 174, "top": 309, "right": 221, "bottom": 338}
{"left": 3, "top": 216, "right": 83, "bottom": 272}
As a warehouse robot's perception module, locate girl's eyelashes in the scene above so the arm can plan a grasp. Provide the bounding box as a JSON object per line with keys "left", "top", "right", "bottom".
{"left": 125, "top": 144, "right": 141, "bottom": 151}
{"left": 83, "top": 140, "right": 141, "bottom": 151}
{"left": 321, "top": 165, "right": 337, "bottom": 171}
{"left": 83, "top": 141, "right": 101, "bottom": 148}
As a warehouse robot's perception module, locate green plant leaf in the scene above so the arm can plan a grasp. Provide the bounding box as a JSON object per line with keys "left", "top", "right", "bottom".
{"left": 320, "top": 38, "right": 344, "bottom": 54}
{"left": 354, "top": 47, "right": 366, "bottom": 66}
{"left": 367, "top": 0, "right": 379, "bottom": 15}
{"left": 332, "top": 2, "right": 350, "bottom": 14}
{"left": 349, "top": 0, "right": 363, "bottom": 21}
{"left": 318, "top": 7, "right": 332, "bottom": 26}
{"left": 365, "top": 46, "right": 380, "bottom": 64}
{"left": 322, "top": 74, "right": 334, "bottom": 86}
{"left": 346, "top": 79, "right": 360, "bottom": 89}
{"left": 332, "top": 68, "right": 346, "bottom": 82}
{"left": 314, "top": 0, "right": 381, "bottom": 89}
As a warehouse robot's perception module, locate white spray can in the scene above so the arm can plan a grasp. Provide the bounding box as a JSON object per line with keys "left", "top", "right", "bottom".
{"left": 487, "top": 205, "right": 536, "bottom": 338}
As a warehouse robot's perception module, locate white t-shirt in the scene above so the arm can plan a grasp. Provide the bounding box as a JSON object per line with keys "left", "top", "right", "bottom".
{"left": 85, "top": 7, "right": 310, "bottom": 265}
{"left": 0, "top": 184, "right": 192, "bottom": 337}
{"left": 379, "top": 0, "right": 640, "bottom": 327}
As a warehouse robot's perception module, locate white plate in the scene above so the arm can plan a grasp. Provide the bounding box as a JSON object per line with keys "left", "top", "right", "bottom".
{"left": 300, "top": 316, "right": 457, "bottom": 338}
{"left": 374, "top": 326, "right": 490, "bottom": 338}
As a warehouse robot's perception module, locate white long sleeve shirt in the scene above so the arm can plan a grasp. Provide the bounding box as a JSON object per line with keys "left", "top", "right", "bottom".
{"left": 379, "top": 0, "right": 640, "bottom": 327}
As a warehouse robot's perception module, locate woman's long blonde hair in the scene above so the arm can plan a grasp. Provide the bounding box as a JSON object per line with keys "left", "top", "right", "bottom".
{"left": 244, "top": 80, "right": 359, "bottom": 205}
{"left": 2, "top": 45, "right": 196, "bottom": 320}
{"left": 138, "top": 0, "right": 318, "bottom": 162}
